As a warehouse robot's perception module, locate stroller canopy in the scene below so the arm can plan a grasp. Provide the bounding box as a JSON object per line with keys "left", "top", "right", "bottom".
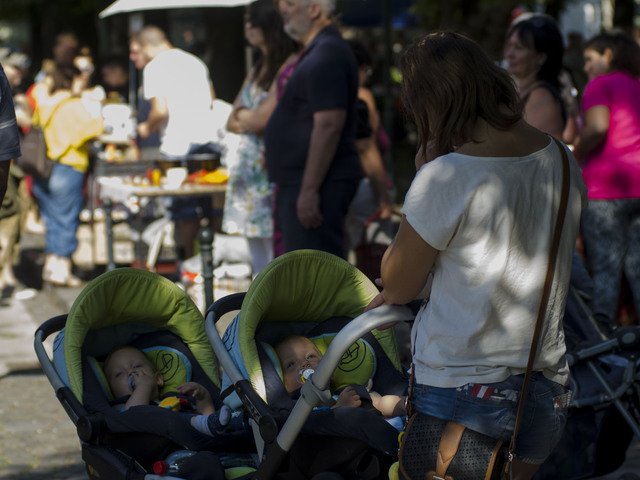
{"left": 225, "top": 250, "right": 403, "bottom": 401}
{"left": 63, "top": 268, "right": 219, "bottom": 402}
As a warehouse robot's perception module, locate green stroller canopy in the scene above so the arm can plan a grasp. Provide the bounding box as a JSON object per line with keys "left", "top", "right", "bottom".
{"left": 234, "top": 250, "right": 403, "bottom": 398}
{"left": 64, "top": 268, "right": 219, "bottom": 402}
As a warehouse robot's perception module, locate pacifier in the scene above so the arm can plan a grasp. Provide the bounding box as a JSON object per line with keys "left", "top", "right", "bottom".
{"left": 129, "top": 372, "right": 139, "bottom": 390}
{"left": 299, "top": 368, "right": 315, "bottom": 385}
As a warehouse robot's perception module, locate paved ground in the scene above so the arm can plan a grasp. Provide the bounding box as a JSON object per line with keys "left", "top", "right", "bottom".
{"left": 0, "top": 288, "right": 87, "bottom": 479}
{"left": 1, "top": 235, "right": 640, "bottom": 479}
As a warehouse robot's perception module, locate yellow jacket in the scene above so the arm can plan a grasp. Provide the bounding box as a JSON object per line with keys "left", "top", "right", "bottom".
{"left": 35, "top": 97, "right": 104, "bottom": 174}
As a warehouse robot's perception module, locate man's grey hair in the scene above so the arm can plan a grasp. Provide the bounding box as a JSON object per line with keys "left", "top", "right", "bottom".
{"left": 303, "top": 0, "right": 336, "bottom": 16}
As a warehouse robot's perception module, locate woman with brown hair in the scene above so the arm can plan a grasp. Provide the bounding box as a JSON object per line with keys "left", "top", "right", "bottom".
{"left": 365, "top": 31, "right": 587, "bottom": 479}
{"left": 504, "top": 14, "right": 578, "bottom": 143}
{"left": 223, "top": 0, "right": 298, "bottom": 276}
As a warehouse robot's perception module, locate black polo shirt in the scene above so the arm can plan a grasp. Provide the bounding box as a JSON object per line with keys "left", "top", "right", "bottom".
{"left": 265, "top": 25, "right": 362, "bottom": 186}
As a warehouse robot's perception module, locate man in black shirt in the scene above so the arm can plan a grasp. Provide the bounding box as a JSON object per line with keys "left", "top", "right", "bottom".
{"left": 0, "top": 63, "right": 21, "bottom": 205}
{"left": 265, "top": 0, "right": 361, "bottom": 258}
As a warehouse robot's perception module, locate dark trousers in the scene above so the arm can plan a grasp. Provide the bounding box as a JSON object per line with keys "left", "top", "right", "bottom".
{"left": 276, "top": 180, "right": 359, "bottom": 258}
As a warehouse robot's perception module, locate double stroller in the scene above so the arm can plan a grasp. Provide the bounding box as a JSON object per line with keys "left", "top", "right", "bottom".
{"left": 36, "top": 248, "right": 640, "bottom": 480}
{"left": 35, "top": 251, "right": 413, "bottom": 480}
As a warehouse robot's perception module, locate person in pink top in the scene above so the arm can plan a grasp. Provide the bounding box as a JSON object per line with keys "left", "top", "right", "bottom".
{"left": 574, "top": 30, "right": 640, "bottom": 323}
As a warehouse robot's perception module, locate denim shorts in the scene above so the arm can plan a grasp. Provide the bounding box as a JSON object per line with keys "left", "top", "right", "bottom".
{"left": 410, "top": 372, "right": 571, "bottom": 464}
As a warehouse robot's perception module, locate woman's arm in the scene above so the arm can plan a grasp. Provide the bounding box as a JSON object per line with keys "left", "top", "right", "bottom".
{"left": 356, "top": 137, "right": 392, "bottom": 219}
{"left": 226, "top": 72, "right": 253, "bottom": 134}
{"left": 379, "top": 217, "right": 438, "bottom": 306}
{"left": 234, "top": 53, "right": 298, "bottom": 134}
{"left": 573, "top": 105, "right": 610, "bottom": 158}
{"left": 235, "top": 80, "right": 278, "bottom": 133}
{"left": 356, "top": 87, "right": 392, "bottom": 218}
{"left": 359, "top": 87, "right": 380, "bottom": 134}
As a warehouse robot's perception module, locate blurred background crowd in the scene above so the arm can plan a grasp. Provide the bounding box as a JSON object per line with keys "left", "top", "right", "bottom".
{"left": 1, "top": 0, "right": 640, "bottom": 326}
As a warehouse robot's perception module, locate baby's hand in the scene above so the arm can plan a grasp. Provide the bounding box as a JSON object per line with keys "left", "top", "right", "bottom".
{"left": 177, "top": 382, "right": 215, "bottom": 415}
{"left": 333, "top": 386, "right": 362, "bottom": 408}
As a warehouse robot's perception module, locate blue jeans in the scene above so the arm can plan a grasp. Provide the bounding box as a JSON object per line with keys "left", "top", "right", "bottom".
{"left": 581, "top": 198, "right": 640, "bottom": 320}
{"left": 32, "top": 163, "right": 84, "bottom": 258}
{"left": 276, "top": 180, "right": 358, "bottom": 258}
{"left": 410, "top": 373, "right": 571, "bottom": 464}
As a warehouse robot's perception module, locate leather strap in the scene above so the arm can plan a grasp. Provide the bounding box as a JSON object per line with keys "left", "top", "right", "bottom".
{"left": 433, "top": 421, "right": 466, "bottom": 479}
{"left": 508, "top": 138, "right": 571, "bottom": 459}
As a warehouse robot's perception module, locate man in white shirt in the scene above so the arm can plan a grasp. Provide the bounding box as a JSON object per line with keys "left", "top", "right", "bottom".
{"left": 135, "top": 25, "right": 216, "bottom": 157}
{"left": 133, "top": 26, "right": 218, "bottom": 258}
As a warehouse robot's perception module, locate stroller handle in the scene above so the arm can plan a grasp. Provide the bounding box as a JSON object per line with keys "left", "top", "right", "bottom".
{"left": 34, "top": 315, "right": 68, "bottom": 392}
{"left": 276, "top": 304, "right": 414, "bottom": 451}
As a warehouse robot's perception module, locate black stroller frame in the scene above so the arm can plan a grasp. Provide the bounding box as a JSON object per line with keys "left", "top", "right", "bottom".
{"left": 566, "top": 327, "right": 640, "bottom": 439}
{"left": 35, "top": 314, "right": 150, "bottom": 479}
{"left": 533, "top": 255, "right": 640, "bottom": 480}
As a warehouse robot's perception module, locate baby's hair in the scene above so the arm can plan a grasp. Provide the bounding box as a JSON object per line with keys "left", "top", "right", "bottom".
{"left": 275, "top": 334, "right": 307, "bottom": 349}
{"left": 103, "top": 345, "right": 156, "bottom": 373}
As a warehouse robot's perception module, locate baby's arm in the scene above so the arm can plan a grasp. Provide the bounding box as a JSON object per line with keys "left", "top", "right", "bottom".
{"left": 370, "top": 392, "right": 406, "bottom": 418}
{"left": 177, "top": 382, "right": 216, "bottom": 415}
{"left": 332, "top": 385, "right": 362, "bottom": 409}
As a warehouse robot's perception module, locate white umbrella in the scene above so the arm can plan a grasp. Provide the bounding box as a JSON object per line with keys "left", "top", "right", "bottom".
{"left": 99, "top": 0, "right": 254, "bottom": 18}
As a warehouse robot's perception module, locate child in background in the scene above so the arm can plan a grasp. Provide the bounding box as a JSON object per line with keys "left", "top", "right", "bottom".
{"left": 275, "top": 335, "right": 406, "bottom": 418}
{"left": 104, "top": 345, "right": 232, "bottom": 436}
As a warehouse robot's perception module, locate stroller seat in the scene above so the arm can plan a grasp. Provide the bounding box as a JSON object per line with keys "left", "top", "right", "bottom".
{"left": 208, "top": 250, "right": 414, "bottom": 479}
{"left": 35, "top": 268, "right": 255, "bottom": 480}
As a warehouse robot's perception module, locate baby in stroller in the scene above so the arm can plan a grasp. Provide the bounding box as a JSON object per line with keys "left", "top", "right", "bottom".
{"left": 35, "top": 268, "right": 256, "bottom": 480}
{"left": 209, "top": 249, "right": 413, "bottom": 479}
{"left": 103, "top": 344, "right": 237, "bottom": 437}
{"left": 274, "top": 334, "right": 406, "bottom": 418}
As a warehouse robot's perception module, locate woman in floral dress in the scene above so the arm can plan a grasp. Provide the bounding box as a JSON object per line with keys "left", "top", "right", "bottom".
{"left": 224, "top": 0, "right": 297, "bottom": 276}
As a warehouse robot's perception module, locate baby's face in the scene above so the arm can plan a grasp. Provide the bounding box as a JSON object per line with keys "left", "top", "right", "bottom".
{"left": 104, "top": 347, "right": 162, "bottom": 399}
{"left": 276, "top": 337, "right": 322, "bottom": 393}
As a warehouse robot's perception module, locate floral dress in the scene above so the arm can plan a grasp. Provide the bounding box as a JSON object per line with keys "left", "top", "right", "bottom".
{"left": 222, "top": 81, "right": 274, "bottom": 238}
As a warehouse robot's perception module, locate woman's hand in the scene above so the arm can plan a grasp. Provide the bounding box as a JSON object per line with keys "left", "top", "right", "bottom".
{"left": 226, "top": 107, "right": 247, "bottom": 134}
{"left": 364, "top": 292, "right": 387, "bottom": 312}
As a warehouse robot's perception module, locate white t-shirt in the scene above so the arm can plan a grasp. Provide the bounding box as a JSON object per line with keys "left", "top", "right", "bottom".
{"left": 403, "top": 139, "right": 588, "bottom": 388}
{"left": 143, "top": 48, "right": 215, "bottom": 156}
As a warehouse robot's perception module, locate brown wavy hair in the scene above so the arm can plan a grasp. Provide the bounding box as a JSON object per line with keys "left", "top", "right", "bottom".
{"left": 399, "top": 31, "right": 522, "bottom": 162}
{"left": 248, "top": 0, "right": 299, "bottom": 90}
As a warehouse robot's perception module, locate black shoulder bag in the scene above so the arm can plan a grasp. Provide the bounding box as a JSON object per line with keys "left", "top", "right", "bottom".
{"left": 17, "top": 100, "right": 67, "bottom": 179}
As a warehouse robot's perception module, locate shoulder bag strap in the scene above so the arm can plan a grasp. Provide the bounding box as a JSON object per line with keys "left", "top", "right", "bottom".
{"left": 507, "top": 137, "right": 571, "bottom": 464}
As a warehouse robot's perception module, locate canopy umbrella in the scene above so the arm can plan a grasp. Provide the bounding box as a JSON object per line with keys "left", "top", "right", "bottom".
{"left": 99, "top": 0, "right": 254, "bottom": 18}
